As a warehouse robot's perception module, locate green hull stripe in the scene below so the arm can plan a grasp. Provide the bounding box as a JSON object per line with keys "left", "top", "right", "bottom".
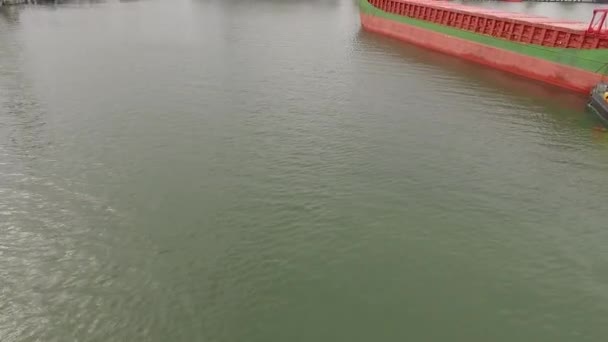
{"left": 360, "top": 0, "right": 608, "bottom": 73}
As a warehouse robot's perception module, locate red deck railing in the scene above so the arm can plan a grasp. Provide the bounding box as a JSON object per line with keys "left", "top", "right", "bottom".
{"left": 587, "top": 9, "right": 608, "bottom": 37}
{"left": 369, "top": 0, "right": 608, "bottom": 49}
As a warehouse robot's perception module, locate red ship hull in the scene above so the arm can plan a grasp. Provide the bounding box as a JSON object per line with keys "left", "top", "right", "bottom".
{"left": 361, "top": 13, "right": 604, "bottom": 93}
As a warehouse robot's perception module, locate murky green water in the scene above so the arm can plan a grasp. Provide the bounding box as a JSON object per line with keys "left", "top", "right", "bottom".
{"left": 1, "top": 1, "right": 608, "bottom": 341}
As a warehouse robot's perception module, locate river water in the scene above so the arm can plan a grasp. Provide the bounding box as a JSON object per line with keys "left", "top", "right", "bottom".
{"left": 1, "top": 0, "right": 608, "bottom": 341}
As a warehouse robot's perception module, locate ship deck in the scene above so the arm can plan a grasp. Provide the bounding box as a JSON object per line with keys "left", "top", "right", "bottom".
{"left": 367, "top": 0, "right": 608, "bottom": 48}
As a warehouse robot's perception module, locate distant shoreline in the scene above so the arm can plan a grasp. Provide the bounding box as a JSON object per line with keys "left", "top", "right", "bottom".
{"left": 1, "top": 0, "right": 29, "bottom": 6}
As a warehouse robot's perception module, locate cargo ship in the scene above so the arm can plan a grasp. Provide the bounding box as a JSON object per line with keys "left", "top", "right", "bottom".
{"left": 359, "top": 0, "right": 608, "bottom": 93}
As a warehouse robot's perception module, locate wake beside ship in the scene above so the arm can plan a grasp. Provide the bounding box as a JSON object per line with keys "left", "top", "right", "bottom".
{"left": 359, "top": 0, "right": 608, "bottom": 93}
